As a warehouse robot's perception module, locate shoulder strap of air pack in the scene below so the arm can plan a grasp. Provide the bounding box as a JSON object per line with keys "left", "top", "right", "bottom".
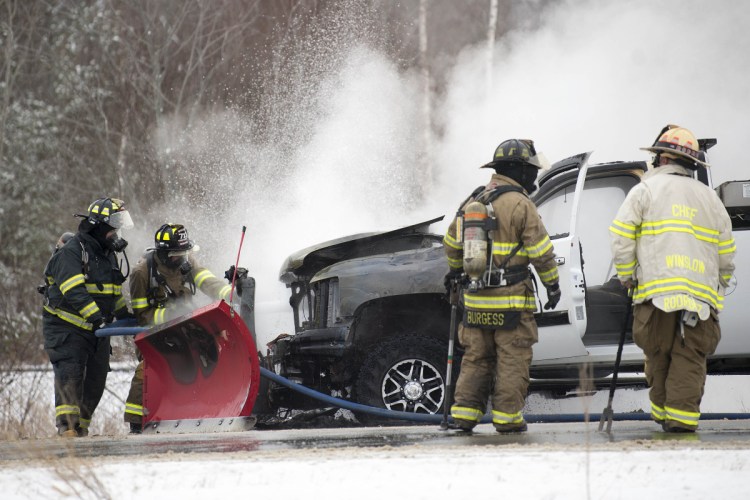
{"left": 479, "top": 184, "right": 525, "bottom": 204}
{"left": 479, "top": 185, "right": 527, "bottom": 272}
{"left": 147, "top": 250, "right": 175, "bottom": 298}
{"left": 456, "top": 185, "right": 486, "bottom": 212}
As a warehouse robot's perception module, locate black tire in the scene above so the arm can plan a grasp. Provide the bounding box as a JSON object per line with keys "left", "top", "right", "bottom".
{"left": 354, "top": 335, "right": 448, "bottom": 425}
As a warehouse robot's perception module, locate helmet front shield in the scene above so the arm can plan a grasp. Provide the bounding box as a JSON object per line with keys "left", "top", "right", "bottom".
{"left": 108, "top": 209, "right": 134, "bottom": 230}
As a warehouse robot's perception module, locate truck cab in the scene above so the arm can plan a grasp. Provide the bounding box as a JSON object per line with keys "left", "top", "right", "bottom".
{"left": 265, "top": 153, "right": 750, "bottom": 415}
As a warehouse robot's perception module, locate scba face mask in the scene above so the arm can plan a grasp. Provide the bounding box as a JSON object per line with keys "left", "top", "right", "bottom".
{"left": 158, "top": 249, "right": 190, "bottom": 270}
{"left": 105, "top": 230, "right": 129, "bottom": 252}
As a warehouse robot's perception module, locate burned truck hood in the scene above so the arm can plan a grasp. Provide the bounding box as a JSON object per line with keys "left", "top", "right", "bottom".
{"left": 313, "top": 243, "right": 449, "bottom": 317}
{"left": 278, "top": 216, "right": 445, "bottom": 285}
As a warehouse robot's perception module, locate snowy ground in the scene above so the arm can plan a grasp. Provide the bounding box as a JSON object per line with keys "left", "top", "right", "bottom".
{"left": 5, "top": 365, "right": 750, "bottom": 438}
{"left": 2, "top": 421, "right": 750, "bottom": 500}
{"left": 2, "top": 369, "right": 750, "bottom": 499}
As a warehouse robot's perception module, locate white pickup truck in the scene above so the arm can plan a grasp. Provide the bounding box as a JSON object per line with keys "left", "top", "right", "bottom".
{"left": 267, "top": 149, "right": 749, "bottom": 413}
{"left": 530, "top": 151, "right": 749, "bottom": 384}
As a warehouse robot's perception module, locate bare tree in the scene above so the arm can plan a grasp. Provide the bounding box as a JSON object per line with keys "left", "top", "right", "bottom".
{"left": 418, "top": 0, "right": 432, "bottom": 196}
{"left": 1, "top": 0, "right": 547, "bottom": 369}
{"left": 487, "top": 0, "right": 499, "bottom": 97}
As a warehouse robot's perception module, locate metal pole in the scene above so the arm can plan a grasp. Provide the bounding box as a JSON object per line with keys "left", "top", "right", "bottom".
{"left": 229, "top": 226, "right": 247, "bottom": 317}
{"left": 599, "top": 287, "right": 634, "bottom": 433}
{"left": 440, "top": 280, "right": 460, "bottom": 430}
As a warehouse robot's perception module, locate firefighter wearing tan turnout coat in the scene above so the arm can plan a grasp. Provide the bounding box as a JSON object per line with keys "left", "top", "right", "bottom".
{"left": 444, "top": 139, "right": 560, "bottom": 433}
{"left": 610, "top": 125, "right": 736, "bottom": 433}
{"left": 124, "top": 223, "right": 233, "bottom": 433}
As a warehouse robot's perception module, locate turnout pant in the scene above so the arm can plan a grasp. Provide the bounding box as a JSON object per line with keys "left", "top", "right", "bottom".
{"left": 633, "top": 301, "right": 721, "bottom": 430}
{"left": 124, "top": 348, "right": 144, "bottom": 425}
{"left": 43, "top": 315, "right": 111, "bottom": 434}
{"left": 452, "top": 312, "right": 537, "bottom": 429}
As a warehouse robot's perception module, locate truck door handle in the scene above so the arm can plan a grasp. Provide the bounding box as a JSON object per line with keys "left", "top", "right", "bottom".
{"left": 555, "top": 257, "right": 565, "bottom": 266}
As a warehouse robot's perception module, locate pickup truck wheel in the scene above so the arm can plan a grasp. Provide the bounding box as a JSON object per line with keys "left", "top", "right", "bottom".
{"left": 354, "top": 335, "right": 446, "bottom": 423}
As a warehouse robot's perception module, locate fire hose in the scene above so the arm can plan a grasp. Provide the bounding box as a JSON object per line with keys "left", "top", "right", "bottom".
{"left": 258, "top": 366, "right": 750, "bottom": 424}
{"left": 100, "top": 322, "right": 750, "bottom": 425}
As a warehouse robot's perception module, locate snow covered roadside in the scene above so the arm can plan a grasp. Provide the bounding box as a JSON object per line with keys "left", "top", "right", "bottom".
{"left": 3, "top": 369, "right": 749, "bottom": 500}
{"left": 7, "top": 367, "right": 750, "bottom": 439}
{"left": 2, "top": 434, "right": 749, "bottom": 500}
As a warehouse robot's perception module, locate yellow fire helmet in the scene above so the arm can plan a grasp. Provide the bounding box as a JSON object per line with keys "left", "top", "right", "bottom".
{"left": 640, "top": 124, "right": 710, "bottom": 168}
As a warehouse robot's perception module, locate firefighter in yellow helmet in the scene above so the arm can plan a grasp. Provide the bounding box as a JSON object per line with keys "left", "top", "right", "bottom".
{"left": 42, "top": 198, "right": 134, "bottom": 437}
{"left": 123, "top": 223, "right": 236, "bottom": 433}
{"left": 444, "top": 139, "right": 560, "bottom": 433}
{"left": 610, "top": 125, "right": 736, "bottom": 432}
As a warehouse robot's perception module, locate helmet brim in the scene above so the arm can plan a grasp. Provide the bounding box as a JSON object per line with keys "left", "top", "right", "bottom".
{"left": 166, "top": 243, "right": 199, "bottom": 257}
{"left": 480, "top": 159, "right": 543, "bottom": 170}
{"left": 640, "top": 146, "right": 710, "bottom": 168}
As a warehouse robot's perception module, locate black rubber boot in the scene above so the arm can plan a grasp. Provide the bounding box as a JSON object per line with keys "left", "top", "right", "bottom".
{"left": 447, "top": 419, "right": 476, "bottom": 433}
{"left": 662, "top": 421, "right": 695, "bottom": 433}
{"left": 129, "top": 423, "right": 143, "bottom": 434}
{"left": 494, "top": 422, "right": 528, "bottom": 434}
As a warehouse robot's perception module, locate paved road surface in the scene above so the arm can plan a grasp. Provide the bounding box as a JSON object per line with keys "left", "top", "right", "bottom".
{"left": 3, "top": 418, "right": 750, "bottom": 462}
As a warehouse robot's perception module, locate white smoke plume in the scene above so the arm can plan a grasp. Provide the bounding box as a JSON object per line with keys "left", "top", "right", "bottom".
{"left": 148, "top": 0, "right": 750, "bottom": 344}
{"left": 430, "top": 0, "right": 750, "bottom": 214}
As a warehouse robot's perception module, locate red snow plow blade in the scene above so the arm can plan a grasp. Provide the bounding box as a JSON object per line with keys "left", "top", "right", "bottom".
{"left": 135, "top": 300, "right": 260, "bottom": 426}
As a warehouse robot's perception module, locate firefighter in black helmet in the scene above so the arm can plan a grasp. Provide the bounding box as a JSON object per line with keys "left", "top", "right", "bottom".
{"left": 443, "top": 140, "right": 560, "bottom": 433}
{"left": 123, "top": 223, "right": 240, "bottom": 433}
{"left": 42, "top": 198, "right": 134, "bottom": 437}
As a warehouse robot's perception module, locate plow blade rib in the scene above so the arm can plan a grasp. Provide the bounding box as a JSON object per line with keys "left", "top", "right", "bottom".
{"left": 136, "top": 300, "right": 260, "bottom": 425}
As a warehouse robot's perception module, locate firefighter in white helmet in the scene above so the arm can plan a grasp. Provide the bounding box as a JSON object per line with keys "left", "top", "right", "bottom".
{"left": 610, "top": 125, "right": 736, "bottom": 432}
{"left": 443, "top": 139, "right": 560, "bottom": 433}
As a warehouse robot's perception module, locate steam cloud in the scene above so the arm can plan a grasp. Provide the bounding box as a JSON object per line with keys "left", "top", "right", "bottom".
{"left": 148, "top": 0, "right": 750, "bottom": 343}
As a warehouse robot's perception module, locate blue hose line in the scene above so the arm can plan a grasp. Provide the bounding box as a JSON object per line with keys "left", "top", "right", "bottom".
{"left": 260, "top": 367, "right": 750, "bottom": 424}
{"left": 96, "top": 318, "right": 142, "bottom": 337}
{"left": 91, "top": 322, "right": 750, "bottom": 424}
{"left": 261, "top": 367, "right": 444, "bottom": 423}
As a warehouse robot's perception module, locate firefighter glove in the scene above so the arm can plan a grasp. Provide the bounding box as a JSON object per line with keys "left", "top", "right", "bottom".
{"left": 224, "top": 265, "right": 236, "bottom": 282}
{"left": 91, "top": 319, "right": 107, "bottom": 334}
{"left": 544, "top": 283, "right": 561, "bottom": 310}
{"left": 225, "top": 265, "right": 249, "bottom": 283}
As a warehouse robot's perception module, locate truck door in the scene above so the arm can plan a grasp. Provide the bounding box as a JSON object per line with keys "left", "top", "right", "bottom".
{"left": 531, "top": 153, "right": 591, "bottom": 361}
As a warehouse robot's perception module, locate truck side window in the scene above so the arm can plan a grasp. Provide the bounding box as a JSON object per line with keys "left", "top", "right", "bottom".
{"left": 536, "top": 175, "right": 638, "bottom": 285}
{"left": 578, "top": 176, "right": 638, "bottom": 284}
{"left": 537, "top": 185, "right": 575, "bottom": 239}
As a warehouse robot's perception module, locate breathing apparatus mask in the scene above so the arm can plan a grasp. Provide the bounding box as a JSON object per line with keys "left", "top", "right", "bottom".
{"left": 105, "top": 229, "right": 129, "bottom": 252}
{"left": 79, "top": 220, "right": 129, "bottom": 252}
{"left": 157, "top": 248, "right": 193, "bottom": 273}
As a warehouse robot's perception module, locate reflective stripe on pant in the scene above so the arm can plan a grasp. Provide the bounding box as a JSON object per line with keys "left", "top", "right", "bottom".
{"left": 633, "top": 301, "right": 721, "bottom": 429}
{"left": 451, "top": 405, "right": 483, "bottom": 424}
{"left": 452, "top": 312, "right": 537, "bottom": 423}
{"left": 492, "top": 409, "right": 524, "bottom": 426}
{"left": 124, "top": 359, "right": 144, "bottom": 425}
